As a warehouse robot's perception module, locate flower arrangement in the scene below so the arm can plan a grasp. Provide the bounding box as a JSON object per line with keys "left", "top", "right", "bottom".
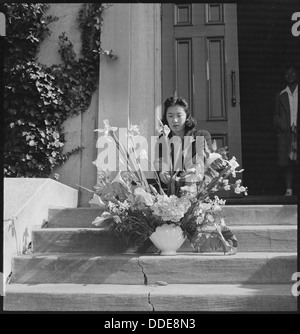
{"left": 90, "top": 119, "right": 247, "bottom": 254}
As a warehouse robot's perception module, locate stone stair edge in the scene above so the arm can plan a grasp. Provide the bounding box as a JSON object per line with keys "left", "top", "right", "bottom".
{"left": 31, "top": 224, "right": 297, "bottom": 253}
{"left": 50, "top": 204, "right": 298, "bottom": 209}
{"left": 46, "top": 204, "right": 297, "bottom": 228}
{"left": 4, "top": 283, "right": 297, "bottom": 312}
{"left": 5, "top": 282, "right": 295, "bottom": 291}
{"left": 36, "top": 225, "right": 298, "bottom": 231}
{"left": 10, "top": 251, "right": 298, "bottom": 259}
{"left": 9, "top": 250, "right": 297, "bottom": 285}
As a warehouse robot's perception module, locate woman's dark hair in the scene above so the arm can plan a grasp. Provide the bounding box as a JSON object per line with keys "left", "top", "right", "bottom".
{"left": 284, "top": 65, "right": 299, "bottom": 74}
{"left": 162, "top": 96, "right": 197, "bottom": 131}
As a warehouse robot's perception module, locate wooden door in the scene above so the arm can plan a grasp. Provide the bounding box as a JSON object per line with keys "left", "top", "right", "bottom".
{"left": 162, "top": 3, "right": 242, "bottom": 170}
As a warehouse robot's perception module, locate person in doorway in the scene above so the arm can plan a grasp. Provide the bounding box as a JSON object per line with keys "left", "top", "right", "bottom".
{"left": 273, "top": 66, "right": 299, "bottom": 196}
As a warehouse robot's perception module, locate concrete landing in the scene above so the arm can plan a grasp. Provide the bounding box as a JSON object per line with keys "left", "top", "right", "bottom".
{"left": 149, "top": 283, "right": 297, "bottom": 312}
{"left": 4, "top": 283, "right": 297, "bottom": 312}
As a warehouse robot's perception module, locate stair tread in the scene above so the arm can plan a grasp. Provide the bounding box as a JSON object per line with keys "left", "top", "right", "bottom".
{"left": 5, "top": 282, "right": 294, "bottom": 295}
{"left": 15, "top": 251, "right": 297, "bottom": 259}
{"left": 39, "top": 225, "right": 297, "bottom": 231}
{"left": 47, "top": 205, "right": 297, "bottom": 227}
{"left": 32, "top": 225, "right": 297, "bottom": 253}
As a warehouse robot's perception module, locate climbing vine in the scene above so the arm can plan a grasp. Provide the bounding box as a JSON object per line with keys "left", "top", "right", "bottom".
{"left": 2, "top": 3, "right": 117, "bottom": 178}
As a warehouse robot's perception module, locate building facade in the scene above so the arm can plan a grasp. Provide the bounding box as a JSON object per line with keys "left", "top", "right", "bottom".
{"left": 38, "top": 3, "right": 299, "bottom": 205}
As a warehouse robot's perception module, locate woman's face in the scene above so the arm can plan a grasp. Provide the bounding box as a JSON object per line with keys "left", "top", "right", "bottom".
{"left": 285, "top": 67, "right": 298, "bottom": 84}
{"left": 166, "top": 105, "right": 187, "bottom": 135}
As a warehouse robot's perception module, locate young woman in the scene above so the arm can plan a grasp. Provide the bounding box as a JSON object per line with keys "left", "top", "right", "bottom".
{"left": 157, "top": 96, "right": 212, "bottom": 186}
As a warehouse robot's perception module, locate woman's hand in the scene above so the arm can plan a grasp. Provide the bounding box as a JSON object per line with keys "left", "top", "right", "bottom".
{"left": 159, "top": 171, "right": 171, "bottom": 184}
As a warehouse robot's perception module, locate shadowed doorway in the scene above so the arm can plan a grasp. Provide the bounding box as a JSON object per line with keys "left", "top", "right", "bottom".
{"left": 237, "top": 0, "right": 299, "bottom": 198}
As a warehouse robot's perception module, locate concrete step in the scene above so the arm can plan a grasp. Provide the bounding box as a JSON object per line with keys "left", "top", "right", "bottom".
{"left": 222, "top": 204, "right": 297, "bottom": 225}
{"left": 47, "top": 208, "right": 104, "bottom": 228}
{"left": 10, "top": 252, "right": 297, "bottom": 285}
{"left": 4, "top": 283, "right": 297, "bottom": 311}
{"left": 32, "top": 227, "right": 128, "bottom": 254}
{"left": 46, "top": 205, "right": 297, "bottom": 228}
{"left": 226, "top": 195, "right": 298, "bottom": 205}
{"left": 32, "top": 225, "right": 297, "bottom": 253}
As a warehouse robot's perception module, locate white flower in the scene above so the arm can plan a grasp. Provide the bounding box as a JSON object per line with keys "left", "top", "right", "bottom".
{"left": 213, "top": 204, "right": 221, "bottom": 211}
{"left": 92, "top": 212, "right": 113, "bottom": 226}
{"left": 183, "top": 161, "right": 205, "bottom": 182}
{"left": 134, "top": 187, "right": 154, "bottom": 206}
{"left": 206, "top": 152, "right": 222, "bottom": 166}
{"left": 223, "top": 179, "right": 229, "bottom": 186}
{"left": 196, "top": 214, "right": 205, "bottom": 224}
{"left": 113, "top": 215, "right": 122, "bottom": 224}
{"left": 151, "top": 194, "right": 191, "bottom": 222}
{"left": 111, "top": 172, "right": 130, "bottom": 191}
{"left": 128, "top": 124, "right": 140, "bottom": 135}
{"left": 211, "top": 140, "right": 217, "bottom": 152}
{"left": 199, "top": 202, "right": 212, "bottom": 212}
{"left": 220, "top": 218, "right": 227, "bottom": 228}
{"left": 89, "top": 194, "right": 106, "bottom": 207}
{"left": 229, "top": 157, "right": 240, "bottom": 177}
{"left": 157, "top": 116, "right": 170, "bottom": 136}
{"left": 94, "top": 119, "right": 118, "bottom": 137}
{"left": 207, "top": 214, "right": 214, "bottom": 222}
{"left": 139, "top": 149, "right": 148, "bottom": 160}
{"left": 204, "top": 175, "right": 212, "bottom": 185}
{"left": 180, "top": 183, "right": 197, "bottom": 198}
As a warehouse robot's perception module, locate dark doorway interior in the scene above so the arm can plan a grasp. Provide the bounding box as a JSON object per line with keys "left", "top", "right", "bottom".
{"left": 237, "top": 1, "right": 299, "bottom": 196}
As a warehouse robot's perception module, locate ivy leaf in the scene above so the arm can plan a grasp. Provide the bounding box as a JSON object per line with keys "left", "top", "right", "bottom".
{"left": 4, "top": 3, "right": 108, "bottom": 178}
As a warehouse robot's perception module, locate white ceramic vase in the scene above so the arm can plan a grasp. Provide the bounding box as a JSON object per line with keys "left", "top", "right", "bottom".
{"left": 149, "top": 223, "right": 186, "bottom": 255}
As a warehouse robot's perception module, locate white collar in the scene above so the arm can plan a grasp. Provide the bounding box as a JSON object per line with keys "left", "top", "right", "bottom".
{"left": 280, "top": 84, "right": 298, "bottom": 95}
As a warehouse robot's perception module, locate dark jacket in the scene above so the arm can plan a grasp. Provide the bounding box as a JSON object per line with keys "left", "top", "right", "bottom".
{"left": 154, "top": 127, "right": 212, "bottom": 173}
{"left": 273, "top": 88, "right": 298, "bottom": 166}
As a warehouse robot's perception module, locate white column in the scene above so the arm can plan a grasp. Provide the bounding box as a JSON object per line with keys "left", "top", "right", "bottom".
{"left": 98, "top": 4, "right": 162, "bottom": 176}
{"left": 129, "top": 4, "right": 162, "bottom": 138}
{"left": 98, "top": 4, "right": 131, "bottom": 129}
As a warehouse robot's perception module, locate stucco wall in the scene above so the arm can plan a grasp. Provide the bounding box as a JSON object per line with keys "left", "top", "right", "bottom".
{"left": 37, "top": 3, "right": 97, "bottom": 206}
{"left": 36, "top": 3, "right": 162, "bottom": 204}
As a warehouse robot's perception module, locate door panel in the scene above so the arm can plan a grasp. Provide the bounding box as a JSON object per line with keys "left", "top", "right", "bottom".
{"left": 162, "top": 3, "right": 242, "bottom": 197}
{"left": 175, "top": 39, "right": 193, "bottom": 108}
